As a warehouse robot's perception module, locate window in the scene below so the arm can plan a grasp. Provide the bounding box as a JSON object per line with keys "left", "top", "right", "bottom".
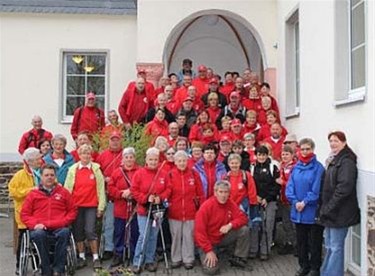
{"left": 285, "top": 9, "right": 300, "bottom": 118}
{"left": 61, "top": 51, "right": 108, "bottom": 122}
{"left": 334, "top": 0, "right": 366, "bottom": 105}
{"left": 347, "top": 224, "right": 361, "bottom": 274}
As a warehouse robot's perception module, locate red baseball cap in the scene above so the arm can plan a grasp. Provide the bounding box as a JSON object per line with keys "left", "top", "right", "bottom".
{"left": 109, "top": 131, "right": 122, "bottom": 140}
{"left": 198, "top": 65, "right": 207, "bottom": 72}
{"left": 231, "top": 119, "right": 242, "bottom": 126}
{"left": 183, "top": 97, "right": 194, "bottom": 102}
{"left": 220, "top": 136, "right": 231, "bottom": 143}
{"left": 230, "top": 91, "right": 240, "bottom": 99}
{"left": 209, "top": 78, "right": 218, "bottom": 84}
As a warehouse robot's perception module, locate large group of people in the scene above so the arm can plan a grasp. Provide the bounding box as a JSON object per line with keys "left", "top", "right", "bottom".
{"left": 9, "top": 58, "right": 360, "bottom": 276}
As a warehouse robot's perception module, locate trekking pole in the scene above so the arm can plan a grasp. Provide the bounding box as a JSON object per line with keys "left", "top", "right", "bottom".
{"left": 262, "top": 205, "right": 269, "bottom": 256}
{"left": 137, "top": 204, "right": 153, "bottom": 270}
{"left": 123, "top": 200, "right": 134, "bottom": 267}
{"left": 155, "top": 204, "right": 170, "bottom": 274}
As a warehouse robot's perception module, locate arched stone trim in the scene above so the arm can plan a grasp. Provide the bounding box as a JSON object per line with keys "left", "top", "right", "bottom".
{"left": 163, "top": 9, "right": 269, "bottom": 73}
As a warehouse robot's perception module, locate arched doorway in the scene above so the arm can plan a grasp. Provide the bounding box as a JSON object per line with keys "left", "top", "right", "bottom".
{"left": 163, "top": 10, "right": 267, "bottom": 80}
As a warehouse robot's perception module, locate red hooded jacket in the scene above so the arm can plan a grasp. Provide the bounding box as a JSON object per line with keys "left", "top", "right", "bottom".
{"left": 118, "top": 85, "right": 150, "bottom": 125}
{"left": 167, "top": 167, "right": 204, "bottom": 221}
{"left": 108, "top": 166, "right": 139, "bottom": 219}
{"left": 279, "top": 160, "right": 297, "bottom": 204}
{"left": 131, "top": 166, "right": 171, "bottom": 216}
{"left": 194, "top": 196, "right": 248, "bottom": 253}
{"left": 70, "top": 106, "right": 105, "bottom": 140}
{"left": 226, "top": 170, "right": 258, "bottom": 206}
{"left": 21, "top": 184, "right": 77, "bottom": 230}
{"left": 18, "top": 128, "right": 53, "bottom": 154}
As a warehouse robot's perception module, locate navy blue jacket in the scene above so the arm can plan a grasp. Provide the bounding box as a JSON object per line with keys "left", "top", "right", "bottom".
{"left": 286, "top": 155, "right": 325, "bottom": 224}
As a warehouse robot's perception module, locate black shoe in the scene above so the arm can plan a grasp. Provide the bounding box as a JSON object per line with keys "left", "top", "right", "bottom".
{"left": 229, "top": 256, "right": 247, "bottom": 268}
{"left": 277, "top": 243, "right": 295, "bottom": 255}
{"left": 76, "top": 257, "right": 87, "bottom": 269}
{"left": 15, "top": 268, "right": 19, "bottom": 275}
{"left": 110, "top": 255, "right": 123, "bottom": 268}
{"left": 144, "top": 262, "right": 157, "bottom": 272}
{"left": 93, "top": 259, "right": 102, "bottom": 270}
{"left": 307, "top": 270, "right": 320, "bottom": 276}
{"left": 295, "top": 267, "right": 310, "bottom": 276}
{"left": 101, "top": 251, "right": 113, "bottom": 261}
{"left": 171, "top": 261, "right": 182, "bottom": 268}
{"left": 131, "top": 266, "right": 141, "bottom": 274}
{"left": 184, "top": 262, "right": 194, "bottom": 270}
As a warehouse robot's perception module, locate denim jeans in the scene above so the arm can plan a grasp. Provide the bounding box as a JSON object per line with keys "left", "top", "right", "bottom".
{"left": 321, "top": 227, "right": 349, "bottom": 276}
{"left": 104, "top": 202, "right": 114, "bottom": 251}
{"left": 132, "top": 214, "right": 160, "bottom": 266}
{"left": 114, "top": 216, "right": 139, "bottom": 258}
{"left": 30, "top": 227, "right": 70, "bottom": 274}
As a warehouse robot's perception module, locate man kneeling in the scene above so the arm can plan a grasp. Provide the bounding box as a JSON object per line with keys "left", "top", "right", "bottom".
{"left": 194, "top": 180, "right": 250, "bottom": 275}
{"left": 21, "top": 164, "right": 77, "bottom": 276}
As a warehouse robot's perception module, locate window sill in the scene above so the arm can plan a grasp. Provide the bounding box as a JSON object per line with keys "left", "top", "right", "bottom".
{"left": 285, "top": 110, "right": 300, "bottom": 119}
{"left": 60, "top": 117, "right": 73, "bottom": 124}
{"left": 333, "top": 93, "right": 365, "bottom": 107}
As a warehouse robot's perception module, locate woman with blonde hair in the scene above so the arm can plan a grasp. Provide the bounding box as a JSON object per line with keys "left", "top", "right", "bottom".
{"left": 65, "top": 144, "right": 106, "bottom": 270}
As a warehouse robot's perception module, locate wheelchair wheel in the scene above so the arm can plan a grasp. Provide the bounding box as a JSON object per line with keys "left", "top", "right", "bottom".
{"left": 30, "top": 240, "right": 41, "bottom": 274}
{"left": 19, "top": 232, "right": 29, "bottom": 276}
{"left": 66, "top": 234, "right": 77, "bottom": 275}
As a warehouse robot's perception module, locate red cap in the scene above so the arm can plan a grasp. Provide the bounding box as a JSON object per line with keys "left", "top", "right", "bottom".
{"left": 183, "top": 97, "right": 194, "bottom": 102}
{"left": 231, "top": 119, "right": 241, "bottom": 126}
{"left": 86, "top": 92, "right": 96, "bottom": 99}
{"left": 209, "top": 78, "right": 218, "bottom": 84}
{"left": 198, "top": 65, "right": 207, "bottom": 72}
{"left": 230, "top": 91, "right": 240, "bottom": 99}
{"left": 220, "top": 136, "right": 231, "bottom": 143}
{"left": 137, "top": 68, "right": 146, "bottom": 74}
{"left": 109, "top": 131, "right": 122, "bottom": 140}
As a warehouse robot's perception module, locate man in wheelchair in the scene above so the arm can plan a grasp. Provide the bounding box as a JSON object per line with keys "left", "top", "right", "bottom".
{"left": 21, "top": 164, "right": 77, "bottom": 276}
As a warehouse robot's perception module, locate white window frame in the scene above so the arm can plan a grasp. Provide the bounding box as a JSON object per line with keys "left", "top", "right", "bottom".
{"left": 285, "top": 8, "right": 300, "bottom": 119}
{"left": 334, "top": 0, "right": 366, "bottom": 106}
{"left": 346, "top": 224, "right": 361, "bottom": 275}
{"left": 60, "top": 49, "right": 109, "bottom": 123}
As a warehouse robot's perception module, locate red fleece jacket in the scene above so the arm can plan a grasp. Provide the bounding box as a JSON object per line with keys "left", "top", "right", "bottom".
{"left": 194, "top": 196, "right": 248, "bottom": 253}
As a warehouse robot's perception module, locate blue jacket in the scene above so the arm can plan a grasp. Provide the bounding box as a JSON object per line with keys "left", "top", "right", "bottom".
{"left": 43, "top": 150, "right": 75, "bottom": 185}
{"left": 193, "top": 158, "right": 227, "bottom": 199}
{"left": 286, "top": 155, "right": 325, "bottom": 224}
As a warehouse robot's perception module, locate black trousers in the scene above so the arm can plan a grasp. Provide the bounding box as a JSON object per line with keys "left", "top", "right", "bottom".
{"left": 295, "top": 223, "right": 324, "bottom": 271}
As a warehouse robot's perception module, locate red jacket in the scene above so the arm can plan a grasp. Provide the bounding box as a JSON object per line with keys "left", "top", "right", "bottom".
{"left": 21, "top": 184, "right": 77, "bottom": 230}
{"left": 206, "top": 107, "right": 221, "bottom": 124}
{"left": 242, "top": 98, "right": 262, "bottom": 114}
{"left": 226, "top": 171, "right": 258, "bottom": 206}
{"left": 189, "top": 123, "right": 219, "bottom": 143}
{"left": 145, "top": 118, "right": 169, "bottom": 142}
{"left": 279, "top": 160, "right": 297, "bottom": 204}
{"left": 108, "top": 166, "right": 139, "bottom": 219}
{"left": 131, "top": 167, "right": 171, "bottom": 216}
{"left": 96, "top": 149, "right": 123, "bottom": 178}
{"left": 166, "top": 99, "right": 179, "bottom": 115}
{"left": 263, "top": 136, "right": 285, "bottom": 161}
{"left": 18, "top": 128, "right": 53, "bottom": 154}
{"left": 70, "top": 106, "right": 105, "bottom": 140}
{"left": 192, "top": 78, "right": 210, "bottom": 99}
{"left": 257, "top": 124, "right": 288, "bottom": 142}
{"left": 167, "top": 167, "right": 204, "bottom": 221}
{"left": 220, "top": 82, "right": 235, "bottom": 98}
{"left": 194, "top": 196, "right": 248, "bottom": 253}
{"left": 118, "top": 85, "right": 150, "bottom": 125}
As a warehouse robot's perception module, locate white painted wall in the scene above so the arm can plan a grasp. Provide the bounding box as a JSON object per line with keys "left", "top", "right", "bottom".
{"left": 0, "top": 13, "right": 137, "bottom": 159}
{"left": 137, "top": 0, "right": 278, "bottom": 69}
{"left": 277, "top": 0, "right": 375, "bottom": 274}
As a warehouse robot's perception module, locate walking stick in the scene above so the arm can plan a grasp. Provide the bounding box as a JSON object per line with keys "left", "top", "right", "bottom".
{"left": 154, "top": 204, "right": 171, "bottom": 274}
{"left": 136, "top": 205, "right": 153, "bottom": 270}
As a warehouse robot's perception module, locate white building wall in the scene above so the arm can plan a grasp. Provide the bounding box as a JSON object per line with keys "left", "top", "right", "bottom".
{"left": 0, "top": 13, "right": 137, "bottom": 159}
{"left": 137, "top": 0, "right": 278, "bottom": 68}
{"left": 277, "top": 0, "right": 375, "bottom": 275}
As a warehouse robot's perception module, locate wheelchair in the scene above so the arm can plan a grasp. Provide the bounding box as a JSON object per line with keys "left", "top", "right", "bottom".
{"left": 18, "top": 230, "right": 77, "bottom": 276}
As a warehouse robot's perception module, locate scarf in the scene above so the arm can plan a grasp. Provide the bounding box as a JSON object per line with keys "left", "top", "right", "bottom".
{"left": 298, "top": 152, "right": 315, "bottom": 164}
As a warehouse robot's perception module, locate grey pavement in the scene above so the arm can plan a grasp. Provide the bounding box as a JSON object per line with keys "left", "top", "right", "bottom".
{"left": 0, "top": 209, "right": 301, "bottom": 276}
